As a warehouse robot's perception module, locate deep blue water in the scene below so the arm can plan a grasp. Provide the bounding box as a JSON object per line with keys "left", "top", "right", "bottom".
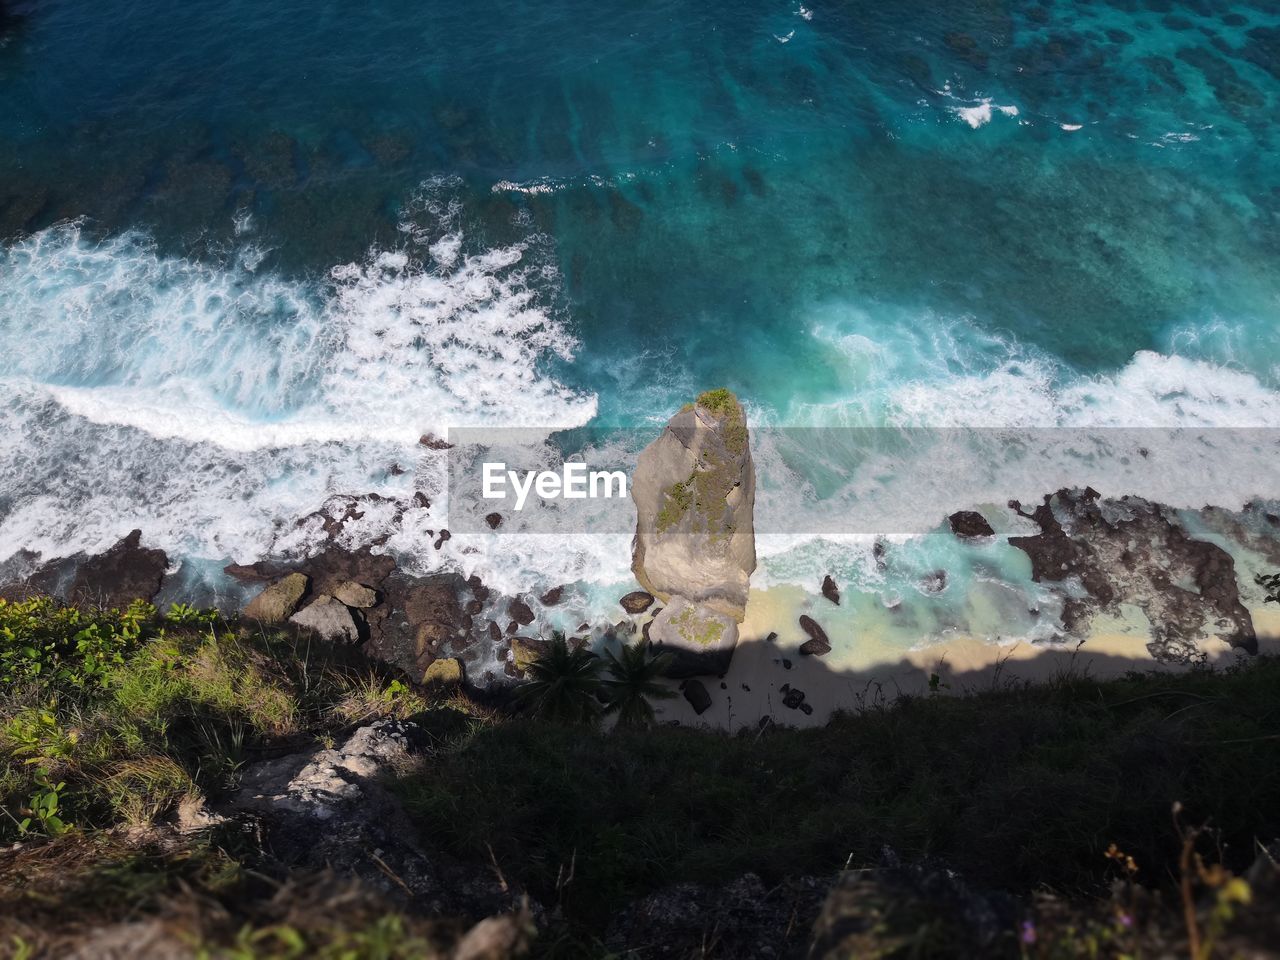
{"left": 1, "top": 0, "right": 1279, "bottom": 620}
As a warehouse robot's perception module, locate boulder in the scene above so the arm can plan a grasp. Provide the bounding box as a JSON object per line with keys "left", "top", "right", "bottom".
{"left": 620, "top": 590, "right": 655, "bottom": 614}
{"left": 648, "top": 595, "right": 739, "bottom": 678}
{"left": 682, "top": 678, "right": 713, "bottom": 715}
{"left": 244, "top": 572, "right": 310, "bottom": 623}
{"left": 508, "top": 598, "right": 535, "bottom": 625}
{"left": 510, "top": 636, "right": 551, "bottom": 672}
{"left": 949, "top": 510, "right": 995, "bottom": 539}
{"left": 631, "top": 389, "right": 756, "bottom": 623}
{"left": 798, "top": 615, "right": 831, "bottom": 656}
{"left": 423, "top": 657, "right": 464, "bottom": 687}
{"left": 332, "top": 580, "right": 378, "bottom": 609}
{"left": 290, "top": 596, "right": 360, "bottom": 643}
{"left": 539, "top": 585, "right": 565, "bottom": 606}
{"left": 821, "top": 575, "right": 840, "bottom": 605}
{"left": 68, "top": 529, "right": 167, "bottom": 608}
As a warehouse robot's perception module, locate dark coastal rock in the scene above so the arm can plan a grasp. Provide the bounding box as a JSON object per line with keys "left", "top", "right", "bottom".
{"left": 244, "top": 573, "right": 310, "bottom": 623}
{"left": 488, "top": 620, "right": 503, "bottom": 642}
{"left": 68, "top": 530, "right": 167, "bottom": 609}
{"left": 508, "top": 598, "right": 535, "bottom": 625}
{"left": 465, "top": 598, "right": 483, "bottom": 616}
{"left": 607, "top": 873, "right": 826, "bottom": 960}
{"left": 1009, "top": 489, "right": 1256, "bottom": 660}
{"left": 682, "top": 678, "right": 713, "bottom": 715}
{"left": 821, "top": 575, "right": 840, "bottom": 605}
{"left": 467, "top": 574, "right": 490, "bottom": 602}
{"left": 798, "top": 615, "right": 831, "bottom": 656}
{"left": 780, "top": 683, "right": 809, "bottom": 712}
{"left": 949, "top": 510, "right": 995, "bottom": 539}
{"left": 539, "top": 585, "right": 565, "bottom": 606}
{"left": 484, "top": 512, "right": 503, "bottom": 530}
{"left": 620, "top": 590, "right": 655, "bottom": 614}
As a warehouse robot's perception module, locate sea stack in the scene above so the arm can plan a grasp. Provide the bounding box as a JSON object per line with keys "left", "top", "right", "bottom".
{"left": 631, "top": 389, "right": 756, "bottom": 675}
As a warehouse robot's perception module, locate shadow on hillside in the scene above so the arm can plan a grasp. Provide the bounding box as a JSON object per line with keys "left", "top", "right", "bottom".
{"left": 651, "top": 625, "right": 1268, "bottom": 732}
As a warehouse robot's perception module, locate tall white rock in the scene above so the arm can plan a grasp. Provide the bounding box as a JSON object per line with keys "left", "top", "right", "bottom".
{"left": 631, "top": 389, "right": 756, "bottom": 675}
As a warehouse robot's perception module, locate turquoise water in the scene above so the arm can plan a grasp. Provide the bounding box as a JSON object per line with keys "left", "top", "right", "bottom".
{"left": 1, "top": 0, "right": 1279, "bottom": 626}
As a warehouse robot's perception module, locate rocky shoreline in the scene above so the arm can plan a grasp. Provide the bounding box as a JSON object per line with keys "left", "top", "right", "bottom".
{"left": 1, "top": 392, "right": 1273, "bottom": 725}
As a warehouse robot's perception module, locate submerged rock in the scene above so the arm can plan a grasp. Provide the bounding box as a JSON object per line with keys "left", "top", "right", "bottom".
{"left": 244, "top": 572, "right": 310, "bottom": 622}
{"left": 631, "top": 389, "right": 756, "bottom": 622}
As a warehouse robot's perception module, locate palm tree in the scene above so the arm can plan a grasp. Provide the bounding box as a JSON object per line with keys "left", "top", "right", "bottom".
{"left": 512, "top": 633, "right": 603, "bottom": 724}
{"left": 601, "top": 640, "right": 676, "bottom": 728}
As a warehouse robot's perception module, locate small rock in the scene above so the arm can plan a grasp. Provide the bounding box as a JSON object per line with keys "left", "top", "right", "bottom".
{"left": 466, "top": 598, "right": 483, "bottom": 616}
{"left": 798, "top": 615, "right": 831, "bottom": 656}
{"left": 620, "top": 590, "right": 656, "bottom": 614}
{"left": 506, "top": 620, "right": 519, "bottom": 635}
{"left": 452, "top": 909, "right": 534, "bottom": 960}
{"left": 821, "top": 575, "right": 840, "bottom": 605}
{"left": 484, "top": 512, "right": 503, "bottom": 530}
{"left": 949, "top": 510, "right": 995, "bottom": 539}
{"left": 423, "top": 657, "right": 464, "bottom": 687}
{"left": 434, "top": 529, "right": 451, "bottom": 550}
{"left": 244, "top": 572, "right": 310, "bottom": 623}
{"left": 781, "top": 686, "right": 807, "bottom": 710}
{"left": 418, "top": 433, "right": 453, "bottom": 450}
{"left": 289, "top": 596, "right": 360, "bottom": 643}
{"left": 539, "top": 585, "right": 565, "bottom": 606}
{"left": 412, "top": 491, "right": 430, "bottom": 509}
{"left": 488, "top": 621, "right": 503, "bottom": 642}
{"left": 683, "top": 679, "right": 713, "bottom": 715}
{"left": 332, "top": 580, "right": 378, "bottom": 609}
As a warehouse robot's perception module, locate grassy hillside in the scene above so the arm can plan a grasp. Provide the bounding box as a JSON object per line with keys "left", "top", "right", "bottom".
{"left": 2, "top": 594, "right": 1278, "bottom": 958}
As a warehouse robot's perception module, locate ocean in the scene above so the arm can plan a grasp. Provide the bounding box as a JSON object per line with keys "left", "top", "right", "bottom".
{"left": 2, "top": 0, "right": 1279, "bottom": 652}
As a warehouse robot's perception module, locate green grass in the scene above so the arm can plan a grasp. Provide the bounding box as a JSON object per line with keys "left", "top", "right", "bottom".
{"left": 4, "top": 595, "right": 1278, "bottom": 957}
{"left": 395, "top": 659, "right": 1280, "bottom": 927}
{"left": 0, "top": 596, "right": 429, "bottom": 840}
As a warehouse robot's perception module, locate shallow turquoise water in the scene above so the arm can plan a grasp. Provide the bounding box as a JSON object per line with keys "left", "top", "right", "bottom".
{"left": 1, "top": 0, "right": 1279, "bottom": 621}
